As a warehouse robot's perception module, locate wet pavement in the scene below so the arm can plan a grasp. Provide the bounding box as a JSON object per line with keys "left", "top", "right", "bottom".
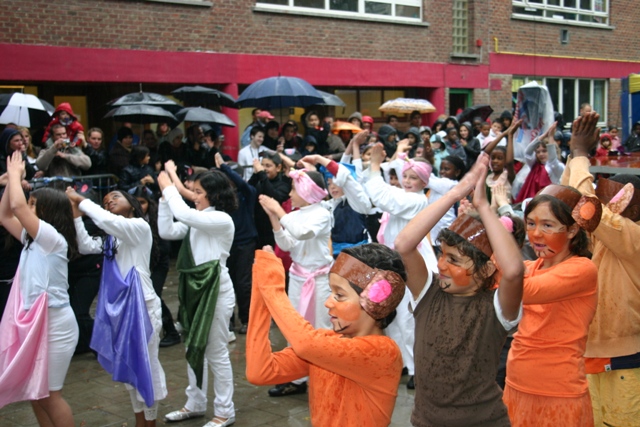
{"left": 0, "top": 267, "right": 415, "bottom": 427}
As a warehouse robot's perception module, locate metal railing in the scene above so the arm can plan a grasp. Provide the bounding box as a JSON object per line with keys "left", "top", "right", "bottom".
{"left": 30, "top": 174, "right": 119, "bottom": 200}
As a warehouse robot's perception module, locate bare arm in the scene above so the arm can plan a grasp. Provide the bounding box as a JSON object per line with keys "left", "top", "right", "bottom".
{"left": 394, "top": 154, "right": 490, "bottom": 298}
{"left": 472, "top": 165, "right": 524, "bottom": 321}
{"left": 163, "top": 160, "right": 195, "bottom": 201}
{"left": 6, "top": 152, "right": 39, "bottom": 239}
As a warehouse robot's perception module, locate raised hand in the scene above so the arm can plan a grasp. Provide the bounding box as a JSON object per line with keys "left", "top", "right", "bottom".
{"left": 458, "top": 152, "right": 490, "bottom": 196}
{"left": 492, "top": 183, "right": 510, "bottom": 208}
{"left": 164, "top": 160, "right": 177, "bottom": 175}
{"left": 570, "top": 111, "right": 600, "bottom": 156}
{"left": 253, "top": 158, "right": 264, "bottom": 173}
{"left": 471, "top": 157, "right": 491, "bottom": 210}
{"left": 157, "top": 171, "right": 173, "bottom": 191}
{"left": 369, "top": 143, "right": 386, "bottom": 166}
{"left": 6, "top": 151, "right": 25, "bottom": 178}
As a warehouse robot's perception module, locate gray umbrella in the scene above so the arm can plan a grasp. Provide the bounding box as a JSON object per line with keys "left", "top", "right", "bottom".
{"left": 107, "top": 92, "right": 182, "bottom": 113}
{"left": 171, "top": 86, "right": 237, "bottom": 109}
{"left": 175, "top": 107, "right": 235, "bottom": 127}
{"left": 103, "top": 105, "right": 178, "bottom": 124}
{"left": 316, "top": 90, "right": 346, "bottom": 107}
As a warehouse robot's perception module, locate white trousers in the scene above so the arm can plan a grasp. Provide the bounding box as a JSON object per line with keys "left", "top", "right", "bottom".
{"left": 48, "top": 306, "right": 79, "bottom": 391}
{"left": 184, "top": 285, "right": 235, "bottom": 419}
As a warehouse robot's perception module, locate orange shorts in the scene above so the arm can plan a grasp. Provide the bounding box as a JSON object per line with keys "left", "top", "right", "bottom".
{"left": 503, "top": 384, "right": 594, "bottom": 427}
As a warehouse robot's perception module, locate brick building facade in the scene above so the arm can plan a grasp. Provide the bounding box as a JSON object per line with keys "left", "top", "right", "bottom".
{"left": 1, "top": 0, "right": 639, "bottom": 156}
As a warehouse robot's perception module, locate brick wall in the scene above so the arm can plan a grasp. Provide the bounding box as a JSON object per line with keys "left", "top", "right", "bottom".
{"left": 608, "top": 78, "right": 622, "bottom": 128}
{"left": 490, "top": 0, "right": 640, "bottom": 62}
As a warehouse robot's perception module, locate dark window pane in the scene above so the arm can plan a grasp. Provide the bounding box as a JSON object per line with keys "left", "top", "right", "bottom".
{"left": 580, "top": 0, "right": 591, "bottom": 10}
{"left": 564, "top": 0, "right": 577, "bottom": 7}
{"left": 365, "top": 1, "right": 392, "bottom": 15}
{"left": 578, "top": 80, "right": 591, "bottom": 108}
{"left": 562, "top": 79, "right": 576, "bottom": 120}
{"left": 294, "top": 0, "right": 324, "bottom": 8}
{"left": 330, "top": 0, "right": 357, "bottom": 11}
{"left": 546, "top": 78, "right": 560, "bottom": 111}
{"left": 396, "top": 5, "right": 420, "bottom": 18}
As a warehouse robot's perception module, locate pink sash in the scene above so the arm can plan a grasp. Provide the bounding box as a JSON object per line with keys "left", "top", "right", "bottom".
{"left": 289, "top": 262, "right": 332, "bottom": 326}
{"left": 377, "top": 212, "right": 390, "bottom": 246}
{"left": 0, "top": 270, "right": 50, "bottom": 408}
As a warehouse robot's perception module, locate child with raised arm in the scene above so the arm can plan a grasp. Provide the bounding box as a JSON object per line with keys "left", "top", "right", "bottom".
{"left": 157, "top": 170, "right": 237, "bottom": 427}
{"left": 258, "top": 167, "right": 333, "bottom": 397}
{"left": 394, "top": 153, "right": 524, "bottom": 427}
{"left": 0, "top": 152, "right": 79, "bottom": 426}
{"left": 66, "top": 185, "right": 167, "bottom": 427}
{"left": 246, "top": 243, "right": 406, "bottom": 427}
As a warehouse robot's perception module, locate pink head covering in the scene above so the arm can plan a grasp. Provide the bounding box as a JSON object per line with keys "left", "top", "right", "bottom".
{"left": 398, "top": 153, "right": 432, "bottom": 186}
{"left": 288, "top": 169, "right": 328, "bottom": 204}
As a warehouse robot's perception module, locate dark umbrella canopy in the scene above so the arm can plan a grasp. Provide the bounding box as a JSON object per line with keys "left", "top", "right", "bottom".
{"left": 171, "top": 86, "right": 237, "bottom": 109}
{"left": 316, "top": 90, "right": 346, "bottom": 107}
{"left": 236, "top": 76, "right": 324, "bottom": 110}
{"left": 0, "top": 93, "right": 54, "bottom": 128}
{"left": 107, "top": 92, "right": 182, "bottom": 113}
{"left": 103, "top": 105, "right": 178, "bottom": 124}
{"left": 176, "top": 107, "right": 236, "bottom": 127}
{"left": 457, "top": 105, "right": 494, "bottom": 124}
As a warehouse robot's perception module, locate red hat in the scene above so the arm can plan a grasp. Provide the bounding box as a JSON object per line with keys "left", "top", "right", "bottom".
{"left": 362, "top": 115, "right": 374, "bottom": 124}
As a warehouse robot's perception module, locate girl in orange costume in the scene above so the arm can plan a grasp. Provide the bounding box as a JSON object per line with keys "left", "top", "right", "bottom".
{"left": 503, "top": 185, "right": 601, "bottom": 427}
{"left": 246, "top": 243, "right": 406, "bottom": 427}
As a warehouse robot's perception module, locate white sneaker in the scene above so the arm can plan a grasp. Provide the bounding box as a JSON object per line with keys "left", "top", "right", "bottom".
{"left": 203, "top": 416, "right": 235, "bottom": 427}
{"left": 227, "top": 331, "right": 236, "bottom": 343}
{"left": 174, "top": 322, "right": 184, "bottom": 334}
{"left": 165, "top": 408, "right": 205, "bottom": 422}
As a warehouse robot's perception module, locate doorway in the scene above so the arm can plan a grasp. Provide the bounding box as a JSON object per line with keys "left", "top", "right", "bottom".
{"left": 449, "top": 89, "right": 472, "bottom": 116}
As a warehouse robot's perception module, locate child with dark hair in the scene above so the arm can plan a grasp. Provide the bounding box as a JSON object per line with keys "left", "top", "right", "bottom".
{"left": 0, "top": 152, "right": 79, "bottom": 425}
{"left": 158, "top": 169, "right": 238, "bottom": 427}
{"left": 258, "top": 167, "right": 333, "bottom": 397}
{"left": 130, "top": 185, "right": 180, "bottom": 347}
{"left": 562, "top": 111, "right": 640, "bottom": 427}
{"left": 504, "top": 184, "right": 600, "bottom": 426}
{"left": 303, "top": 111, "right": 330, "bottom": 155}
{"left": 119, "top": 145, "right": 157, "bottom": 193}
{"left": 395, "top": 153, "right": 524, "bottom": 427}
{"left": 66, "top": 185, "right": 167, "bottom": 427}
{"left": 249, "top": 153, "right": 292, "bottom": 249}
{"left": 246, "top": 243, "right": 406, "bottom": 427}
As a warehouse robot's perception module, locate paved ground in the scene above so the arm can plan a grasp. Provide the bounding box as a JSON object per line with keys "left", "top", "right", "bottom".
{"left": 0, "top": 267, "right": 415, "bottom": 427}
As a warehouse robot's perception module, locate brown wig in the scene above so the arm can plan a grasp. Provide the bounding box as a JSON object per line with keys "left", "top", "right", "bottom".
{"left": 27, "top": 188, "right": 79, "bottom": 260}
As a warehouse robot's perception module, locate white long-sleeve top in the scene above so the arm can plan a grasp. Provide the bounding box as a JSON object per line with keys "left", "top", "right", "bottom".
{"left": 363, "top": 172, "right": 438, "bottom": 273}
{"left": 157, "top": 185, "right": 234, "bottom": 292}
{"left": 75, "top": 199, "right": 157, "bottom": 303}
{"left": 331, "top": 163, "right": 372, "bottom": 214}
{"left": 237, "top": 144, "right": 268, "bottom": 181}
{"left": 275, "top": 203, "right": 333, "bottom": 270}
{"left": 427, "top": 174, "right": 458, "bottom": 244}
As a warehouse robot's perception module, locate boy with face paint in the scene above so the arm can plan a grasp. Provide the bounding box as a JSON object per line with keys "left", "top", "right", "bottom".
{"left": 562, "top": 112, "right": 640, "bottom": 427}
{"left": 246, "top": 243, "right": 406, "bottom": 427}
{"left": 395, "top": 153, "right": 525, "bottom": 427}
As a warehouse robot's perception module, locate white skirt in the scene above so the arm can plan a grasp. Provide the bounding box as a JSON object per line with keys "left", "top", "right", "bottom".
{"left": 48, "top": 306, "right": 79, "bottom": 391}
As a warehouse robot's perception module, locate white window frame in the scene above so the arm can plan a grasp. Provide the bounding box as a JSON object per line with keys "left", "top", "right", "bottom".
{"left": 514, "top": 76, "right": 608, "bottom": 127}
{"left": 511, "top": 0, "right": 611, "bottom": 29}
{"left": 254, "top": 0, "right": 426, "bottom": 26}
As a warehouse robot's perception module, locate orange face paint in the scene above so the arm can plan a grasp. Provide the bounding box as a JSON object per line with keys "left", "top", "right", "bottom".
{"left": 437, "top": 251, "right": 474, "bottom": 289}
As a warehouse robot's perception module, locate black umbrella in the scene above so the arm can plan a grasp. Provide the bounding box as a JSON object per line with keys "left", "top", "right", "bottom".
{"left": 107, "top": 92, "right": 182, "bottom": 113}
{"left": 171, "top": 86, "right": 237, "bottom": 109}
{"left": 103, "top": 105, "right": 178, "bottom": 124}
{"left": 0, "top": 93, "right": 54, "bottom": 128}
{"left": 175, "top": 107, "right": 236, "bottom": 127}
{"left": 236, "top": 76, "right": 324, "bottom": 110}
{"left": 457, "top": 105, "right": 494, "bottom": 124}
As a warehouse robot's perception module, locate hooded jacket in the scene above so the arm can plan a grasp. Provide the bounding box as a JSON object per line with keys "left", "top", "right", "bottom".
{"left": 0, "top": 128, "right": 36, "bottom": 179}
{"left": 377, "top": 124, "right": 397, "bottom": 156}
{"left": 41, "top": 103, "right": 85, "bottom": 145}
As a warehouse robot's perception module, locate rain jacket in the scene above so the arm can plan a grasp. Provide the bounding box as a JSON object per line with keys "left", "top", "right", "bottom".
{"left": 41, "top": 103, "right": 85, "bottom": 145}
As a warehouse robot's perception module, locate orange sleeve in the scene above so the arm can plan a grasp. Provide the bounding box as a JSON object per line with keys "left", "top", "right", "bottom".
{"left": 522, "top": 257, "right": 597, "bottom": 305}
{"left": 245, "top": 252, "right": 309, "bottom": 385}
{"left": 254, "top": 250, "right": 401, "bottom": 385}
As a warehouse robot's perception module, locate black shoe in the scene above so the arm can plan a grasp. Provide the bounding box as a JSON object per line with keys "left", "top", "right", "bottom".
{"left": 160, "top": 333, "right": 181, "bottom": 348}
{"left": 406, "top": 376, "right": 415, "bottom": 390}
{"left": 268, "top": 382, "right": 307, "bottom": 397}
{"left": 239, "top": 323, "right": 248, "bottom": 335}
{"left": 401, "top": 367, "right": 408, "bottom": 376}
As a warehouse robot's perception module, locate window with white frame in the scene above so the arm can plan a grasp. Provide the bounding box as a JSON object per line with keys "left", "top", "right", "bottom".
{"left": 512, "top": 76, "right": 607, "bottom": 126}
{"left": 512, "top": 0, "right": 609, "bottom": 26}
{"left": 256, "top": 0, "right": 422, "bottom": 23}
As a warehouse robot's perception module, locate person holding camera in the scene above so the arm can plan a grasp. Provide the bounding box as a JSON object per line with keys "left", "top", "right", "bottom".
{"left": 36, "top": 124, "right": 91, "bottom": 178}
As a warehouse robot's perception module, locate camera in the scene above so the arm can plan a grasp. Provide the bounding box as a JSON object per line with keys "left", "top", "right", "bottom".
{"left": 61, "top": 138, "right": 71, "bottom": 146}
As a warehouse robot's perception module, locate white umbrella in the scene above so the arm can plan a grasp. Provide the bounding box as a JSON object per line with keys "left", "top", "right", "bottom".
{"left": 0, "top": 93, "right": 54, "bottom": 128}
